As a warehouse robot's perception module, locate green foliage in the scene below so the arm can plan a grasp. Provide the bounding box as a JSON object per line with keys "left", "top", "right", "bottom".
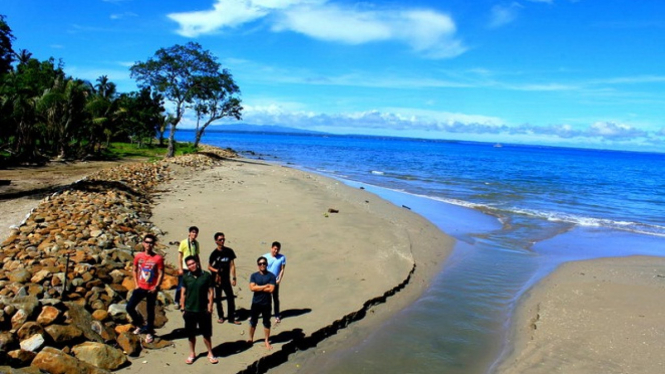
{"left": 131, "top": 42, "right": 242, "bottom": 157}
{"left": 0, "top": 15, "right": 15, "bottom": 75}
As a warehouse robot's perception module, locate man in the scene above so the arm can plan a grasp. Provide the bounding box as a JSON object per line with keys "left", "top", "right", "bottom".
{"left": 248, "top": 256, "right": 276, "bottom": 350}
{"left": 264, "top": 241, "right": 286, "bottom": 323}
{"left": 208, "top": 232, "right": 240, "bottom": 324}
{"left": 175, "top": 226, "right": 200, "bottom": 308}
{"left": 180, "top": 255, "right": 218, "bottom": 365}
{"left": 126, "top": 233, "right": 164, "bottom": 344}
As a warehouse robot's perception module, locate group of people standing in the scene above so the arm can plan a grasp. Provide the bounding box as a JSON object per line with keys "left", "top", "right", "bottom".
{"left": 125, "top": 226, "right": 287, "bottom": 365}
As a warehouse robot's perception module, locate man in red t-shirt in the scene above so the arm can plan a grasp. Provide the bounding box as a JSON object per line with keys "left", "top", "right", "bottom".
{"left": 126, "top": 233, "right": 164, "bottom": 343}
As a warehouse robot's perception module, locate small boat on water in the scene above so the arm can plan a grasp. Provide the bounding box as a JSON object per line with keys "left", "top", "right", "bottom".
{"left": 493, "top": 143, "right": 503, "bottom": 148}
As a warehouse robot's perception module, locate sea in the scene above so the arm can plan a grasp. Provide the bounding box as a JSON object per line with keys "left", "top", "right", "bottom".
{"left": 177, "top": 130, "right": 665, "bottom": 373}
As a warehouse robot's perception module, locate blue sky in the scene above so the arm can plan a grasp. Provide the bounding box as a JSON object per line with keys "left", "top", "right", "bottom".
{"left": 3, "top": 0, "right": 665, "bottom": 152}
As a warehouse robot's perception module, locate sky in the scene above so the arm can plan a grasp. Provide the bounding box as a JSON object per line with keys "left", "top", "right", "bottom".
{"left": 3, "top": 0, "right": 665, "bottom": 152}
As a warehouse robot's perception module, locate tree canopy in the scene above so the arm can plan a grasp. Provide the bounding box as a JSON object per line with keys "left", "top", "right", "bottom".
{"left": 130, "top": 42, "right": 242, "bottom": 157}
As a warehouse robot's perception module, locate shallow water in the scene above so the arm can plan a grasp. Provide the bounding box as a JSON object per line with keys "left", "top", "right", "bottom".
{"left": 179, "top": 130, "right": 665, "bottom": 373}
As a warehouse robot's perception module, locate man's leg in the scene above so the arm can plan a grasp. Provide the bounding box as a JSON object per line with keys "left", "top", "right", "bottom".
{"left": 145, "top": 291, "right": 157, "bottom": 332}
{"left": 261, "top": 304, "right": 272, "bottom": 350}
{"left": 221, "top": 279, "right": 237, "bottom": 323}
{"left": 126, "top": 288, "right": 147, "bottom": 329}
{"left": 272, "top": 284, "right": 281, "bottom": 321}
{"left": 183, "top": 311, "right": 197, "bottom": 363}
{"left": 200, "top": 313, "right": 217, "bottom": 363}
{"left": 213, "top": 283, "right": 224, "bottom": 321}
{"left": 247, "top": 303, "right": 260, "bottom": 344}
{"left": 174, "top": 275, "right": 183, "bottom": 306}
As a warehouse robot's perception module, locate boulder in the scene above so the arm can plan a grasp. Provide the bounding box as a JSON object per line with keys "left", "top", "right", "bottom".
{"left": 16, "top": 322, "right": 44, "bottom": 341}
{"left": 32, "top": 346, "right": 112, "bottom": 374}
{"left": 36, "top": 305, "right": 61, "bottom": 326}
{"left": 18, "top": 334, "right": 44, "bottom": 352}
{"left": 72, "top": 342, "right": 127, "bottom": 370}
{"left": 7, "top": 349, "right": 36, "bottom": 367}
{"left": 0, "top": 331, "right": 18, "bottom": 351}
{"left": 115, "top": 331, "right": 141, "bottom": 356}
{"left": 44, "top": 324, "right": 83, "bottom": 345}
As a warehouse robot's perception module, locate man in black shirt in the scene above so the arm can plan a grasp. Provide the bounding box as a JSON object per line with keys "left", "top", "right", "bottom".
{"left": 207, "top": 232, "right": 240, "bottom": 324}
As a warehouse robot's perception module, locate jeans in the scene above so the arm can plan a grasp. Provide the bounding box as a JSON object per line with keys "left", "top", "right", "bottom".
{"left": 126, "top": 288, "right": 157, "bottom": 332}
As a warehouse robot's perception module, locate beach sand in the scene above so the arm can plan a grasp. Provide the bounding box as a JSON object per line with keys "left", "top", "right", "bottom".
{"left": 496, "top": 256, "right": 665, "bottom": 374}
{"left": 116, "top": 158, "right": 454, "bottom": 373}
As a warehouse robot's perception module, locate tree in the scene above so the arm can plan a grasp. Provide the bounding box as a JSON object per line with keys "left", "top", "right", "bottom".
{"left": 130, "top": 42, "right": 227, "bottom": 157}
{"left": 191, "top": 71, "right": 242, "bottom": 147}
{"left": 0, "top": 15, "right": 15, "bottom": 75}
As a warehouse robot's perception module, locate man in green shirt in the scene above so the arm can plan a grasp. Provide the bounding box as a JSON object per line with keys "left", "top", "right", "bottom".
{"left": 180, "top": 255, "right": 217, "bottom": 365}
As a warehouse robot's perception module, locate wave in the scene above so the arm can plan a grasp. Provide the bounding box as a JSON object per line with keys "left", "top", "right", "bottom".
{"left": 375, "top": 186, "right": 665, "bottom": 238}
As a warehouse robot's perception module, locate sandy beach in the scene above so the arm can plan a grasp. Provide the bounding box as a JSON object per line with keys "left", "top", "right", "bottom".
{"left": 116, "top": 157, "right": 453, "bottom": 373}
{"left": 496, "top": 255, "right": 665, "bottom": 374}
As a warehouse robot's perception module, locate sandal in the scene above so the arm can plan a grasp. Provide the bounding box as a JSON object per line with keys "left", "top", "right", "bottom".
{"left": 145, "top": 334, "right": 154, "bottom": 344}
{"left": 208, "top": 355, "right": 219, "bottom": 364}
{"left": 217, "top": 318, "right": 225, "bottom": 324}
{"left": 186, "top": 356, "right": 195, "bottom": 365}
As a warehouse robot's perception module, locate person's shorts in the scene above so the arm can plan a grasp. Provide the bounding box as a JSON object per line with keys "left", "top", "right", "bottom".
{"left": 249, "top": 303, "right": 272, "bottom": 329}
{"left": 183, "top": 311, "right": 213, "bottom": 337}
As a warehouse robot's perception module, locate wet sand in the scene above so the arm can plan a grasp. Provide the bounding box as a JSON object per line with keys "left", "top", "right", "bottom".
{"left": 496, "top": 256, "right": 665, "bottom": 374}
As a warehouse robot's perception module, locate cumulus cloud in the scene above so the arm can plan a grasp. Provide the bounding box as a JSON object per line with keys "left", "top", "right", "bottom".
{"left": 230, "top": 105, "right": 660, "bottom": 145}
{"left": 168, "top": 0, "right": 466, "bottom": 58}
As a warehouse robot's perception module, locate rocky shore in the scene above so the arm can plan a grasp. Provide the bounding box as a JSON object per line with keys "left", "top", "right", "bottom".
{"left": 0, "top": 147, "right": 237, "bottom": 373}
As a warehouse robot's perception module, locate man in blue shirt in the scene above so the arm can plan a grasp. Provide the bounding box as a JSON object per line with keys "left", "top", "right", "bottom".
{"left": 248, "top": 256, "right": 276, "bottom": 350}
{"left": 264, "top": 241, "right": 286, "bottom": 323}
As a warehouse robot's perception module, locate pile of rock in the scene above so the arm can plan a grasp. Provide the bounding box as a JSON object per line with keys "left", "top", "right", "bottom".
{"left": 162, "top": 145, "right": 237, "bottom": 169}
{"left": 0, "top": 160, "right": 188, "bottom": 373}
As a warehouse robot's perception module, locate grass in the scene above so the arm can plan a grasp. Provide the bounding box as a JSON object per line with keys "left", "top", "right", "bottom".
{"left": 105, "top": 141, "right": 198, "bottom": 161}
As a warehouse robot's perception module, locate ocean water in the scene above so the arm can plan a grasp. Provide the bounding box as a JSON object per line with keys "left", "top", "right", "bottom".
{"left": 177, "top": 130, "right": 665, "bottom": 373}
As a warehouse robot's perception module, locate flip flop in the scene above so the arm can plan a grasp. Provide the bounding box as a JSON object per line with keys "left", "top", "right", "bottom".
{"left": 186, "top": 356, "right": 195, "bottom": 365}
{"left": 217, "top": 318, "right": 225, "bottom": 324}
{"left": 275, "top": 317, "right": 281, "bottom": 323}
{"left": 145, "top": 334, "right": 154, "bottom": 344}
{"left": 208, "top": 356, "right": 219, "bottom": 364}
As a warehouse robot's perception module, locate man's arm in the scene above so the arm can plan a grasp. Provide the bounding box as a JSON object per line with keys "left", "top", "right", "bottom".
{"left": 249, "top": 282, "right": 274, "bottom": 293}
{"left": 177, "top": 250, "right": 184, "bottom": 275}
{"left": 207, "top": 283, "right": 214, "bottom": 314}
{"left": 179, "top": 285, "right": 187, "bottom": 311}
{"left": 151, "top": 260, "right": 164, "bottom": 293}
{"left": 230, "top": 260, "right": 237, "bottom": 287}
{"left": 276, "top": 263, "right": 285, "bottom": 284}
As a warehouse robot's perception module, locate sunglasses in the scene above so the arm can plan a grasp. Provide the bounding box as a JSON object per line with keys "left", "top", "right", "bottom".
{"left": 144, "top": 241, "right": 155, "bottom": 245}
{"left": 258, "top": 262, "right": 267, "bottom": 266}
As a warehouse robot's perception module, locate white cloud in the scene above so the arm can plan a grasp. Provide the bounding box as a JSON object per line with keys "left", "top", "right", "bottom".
{"left": 168, "top": 0, "right": 466, "bottom": 59}
{"left": 488, "top": 3, "right": 523, "bottom": 28}
{"left": 110, "top": 12, "right": 138, "bottom": 20}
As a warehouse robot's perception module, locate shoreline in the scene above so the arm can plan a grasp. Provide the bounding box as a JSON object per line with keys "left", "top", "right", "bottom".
{"left": 495, "top": 255, "right": 665, "bottom": 374}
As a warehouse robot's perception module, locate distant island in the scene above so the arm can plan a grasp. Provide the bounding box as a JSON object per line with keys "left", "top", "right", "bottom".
{"left": 187, "top": 123, "right": 330, "bottom": 135}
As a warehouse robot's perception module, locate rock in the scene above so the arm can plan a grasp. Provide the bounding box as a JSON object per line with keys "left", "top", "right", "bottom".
{"left": 30, "top": 269, "right": 51, "bottom": 284}
{"left": 91, "top": 310, "right": 108, "bottom": 321}
{"left": 7, "top": 349, "right": 36, "bottom": 367}
{"left": 63, "top": 302, "right": 103, "bottom": 343}
{"left": 32, "top": 346, "right": 112, "bottom": 374}
{"left": 16, "top": 322, "right": 44, "bottom": 340}
{"left": 90, "top": 321, "right": 116, "bottom": 343}
{"left": 7, "top": 270, "right": 31, "bottom": 284}
{"left": 18, "top": 334, "right": 44, "bottom": 352}
{"left": 72, "top": 342, "right": 127, "bottom": 370}
{"left": 11, "top": 309, "right": 29, "bottom": 330}
{"left": 0, "top": 365, "right": 43, "bottom": 374}
{"left": 44, "top": 324, "right": 83, "bottom": 345}
{"left": 143, "top": 337, "right": 173, "bottom": 350}
{"left": 36, "top": 305, "right": 61, "bottom": 326}
{"left": 0, "top": 331, "right": 18, "bottom": 351}
{"left": 116, "top": 331, "right": 141, "bottom": 356}
{"left": 160, "top": 274, "right": 178, "bottom": 290}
